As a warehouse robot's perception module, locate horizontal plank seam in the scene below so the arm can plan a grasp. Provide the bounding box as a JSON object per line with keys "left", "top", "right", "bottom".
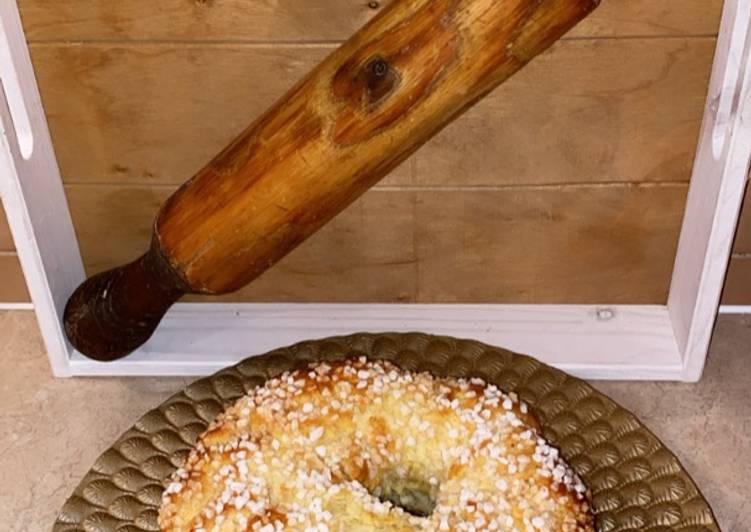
{"left": 325, "top": 182, "right": 690, "bottom": 192}
{"left": 0, "top": 250, "right": 19, "bottom": 257}
{"left": 61, "top": 181, "right": 691, "bottom": 191}
{"left": 731, "top": 252, "right": 751, "bottom": 259}
{"left": 25, "top": 34, "right": 719, "bottom": 48}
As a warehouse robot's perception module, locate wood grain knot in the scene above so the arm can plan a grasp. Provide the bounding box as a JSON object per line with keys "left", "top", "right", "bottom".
{"left": 332, "top": 52, "right": 402, "bottom": 115}
{"left": 331, "top": 0, "right": 460, "bottom": 146}
{"left": 363, "top": 56, "right": 398, "bottom": 106}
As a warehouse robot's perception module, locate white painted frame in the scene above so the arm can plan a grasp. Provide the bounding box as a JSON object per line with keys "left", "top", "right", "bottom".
{"left": 720, "top": 305, "right": 751, "bottom": 314}
{"left": 1, "top": 1, "right": 749, "bottom": 381}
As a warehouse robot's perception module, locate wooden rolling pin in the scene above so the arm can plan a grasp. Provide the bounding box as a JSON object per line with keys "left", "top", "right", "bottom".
{"left": 64, "top": 0, "right": 600, "bottom": 361}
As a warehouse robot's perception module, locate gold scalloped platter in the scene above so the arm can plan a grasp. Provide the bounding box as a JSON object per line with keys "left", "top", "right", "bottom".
{"left": 53, "top": 333, "right": 719, "bottom": 531}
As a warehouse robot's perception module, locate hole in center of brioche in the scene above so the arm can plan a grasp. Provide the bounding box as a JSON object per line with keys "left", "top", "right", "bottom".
{"left": 372, "top": 471, "right": 439, "bottom": 518}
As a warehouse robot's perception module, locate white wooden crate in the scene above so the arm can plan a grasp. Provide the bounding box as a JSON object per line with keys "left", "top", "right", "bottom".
{"left": 1, "top": 1, "right": 749, "bottom": 380}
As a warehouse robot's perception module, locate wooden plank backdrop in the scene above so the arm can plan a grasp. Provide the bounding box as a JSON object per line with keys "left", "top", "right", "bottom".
{"left": 734, "top": 184, "right": 751, "bottom": 254}
{"left": 0, "top": 205, "right": 13, "bottom": 251}
{"left": 17, "top": 1, "right": 723, "bottom": 41}
{"left": 31, "top": 38, "right": 714, "bottom": 187}
{"left": 0, "top": 204, "right": 30, "bottom": 303}
{"left": 6, "top": 0, "right": 736, "bottom": 305}
{"left": 0, "top": 203, "right": 29, "bottom": 302}
{"left": 723, "top": 180, "right": 751, "bottom": 305}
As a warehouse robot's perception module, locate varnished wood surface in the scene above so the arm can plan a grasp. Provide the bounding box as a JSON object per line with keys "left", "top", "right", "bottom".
{"left": 733, "top": 183, "right": 750, "bottom": 255}
{"left": 418, "top": 37, "right": 714, "bottom": 187}
{"left": 0, "top": 254, "right": 30, "bottom": 303}
{"left": 725, "top": 180, "right": 750, "bottom": 304}
{"left": 0, "top": 207, "right": 27, "bottom": 303}
{"left": 411, "top": 185, "right": 687, "bottom": 304}
{"left": 63, "top": 241, "right": 185, "bottom": 361}
{"left": 31, "top": 38, "right": 713, "bottom": 187}
{"left": 10, "top": 0, "right": 739, "bottom": 305}
{"left": 726, "top": 180, "right": 750, "bottom": 304}
{"left": 18, "top": 0, "right": 722, "bottom": 42}
{"left": 66, "top": 183, "right": 687, "bottom": 304}
{"left": 152, "top": 0, "right": 600, "bottom": 295}
{"left": 61, "top": 0, "right": 603, "bottom": 359}
{"left": 30, "top": 45, "right": 411, "bottom": 187}
{"left": 722, "top": 258, "right": 751, "bottom": 306}
{"left": 67, "top": 185, "right": 417, "bottom": 303}
{"left": 0, "top": 205, "right": 14, "bottom": 251}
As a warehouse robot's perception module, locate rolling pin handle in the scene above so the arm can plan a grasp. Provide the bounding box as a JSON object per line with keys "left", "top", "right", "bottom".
{"left": 63, "top": 242, "right": 186, "bottom": 361}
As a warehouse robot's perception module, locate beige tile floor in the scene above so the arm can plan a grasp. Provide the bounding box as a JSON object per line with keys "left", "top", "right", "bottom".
{"left": 0, "top": 310, "right": 748, "bottom": 531}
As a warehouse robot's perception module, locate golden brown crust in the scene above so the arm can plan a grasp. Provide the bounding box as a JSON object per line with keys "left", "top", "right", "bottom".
{"left": 160, "top": 358, "right": 595, "bottom": 531}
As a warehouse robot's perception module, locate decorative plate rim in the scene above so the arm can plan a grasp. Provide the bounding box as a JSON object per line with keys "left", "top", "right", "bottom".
{"left": 53, "top": 332, "right": 720, "bottom": 532}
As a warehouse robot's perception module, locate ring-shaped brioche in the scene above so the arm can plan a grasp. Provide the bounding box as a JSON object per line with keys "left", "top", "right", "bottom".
{"left": 160, "top": 358, "right": 594, "bottom": 531}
